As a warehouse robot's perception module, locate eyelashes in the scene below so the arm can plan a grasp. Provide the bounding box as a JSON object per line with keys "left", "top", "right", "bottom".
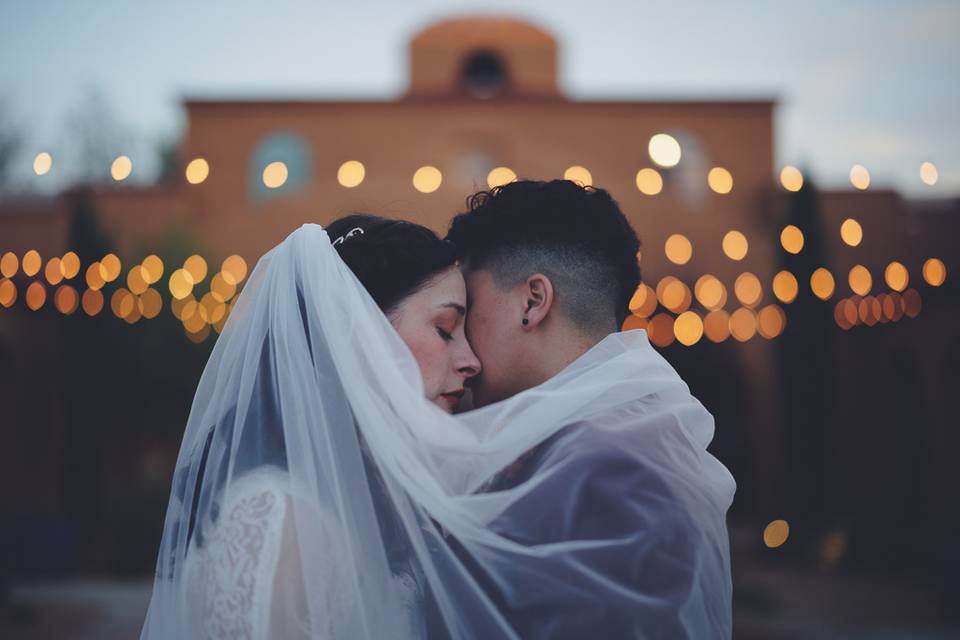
{"left": 437, "top": 327, "right": 454, "bottom": 342}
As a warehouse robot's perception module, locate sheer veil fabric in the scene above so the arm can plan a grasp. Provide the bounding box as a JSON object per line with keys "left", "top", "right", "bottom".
{"left": 141, "top": 223, "right": 736, "bottom": 639}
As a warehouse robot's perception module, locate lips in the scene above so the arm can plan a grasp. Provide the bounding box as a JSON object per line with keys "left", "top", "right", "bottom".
{"left": 441, "top": 389, "right": 465, "bottom": 409}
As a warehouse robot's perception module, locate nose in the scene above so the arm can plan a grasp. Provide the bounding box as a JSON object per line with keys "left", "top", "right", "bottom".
{"left": 456, "top": 342, "right": 482, "bottom": 380}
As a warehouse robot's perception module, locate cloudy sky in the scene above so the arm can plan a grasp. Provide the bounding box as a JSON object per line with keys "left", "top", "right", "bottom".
{"left": 2, "top": 0, "right": 958, "bottom": 195}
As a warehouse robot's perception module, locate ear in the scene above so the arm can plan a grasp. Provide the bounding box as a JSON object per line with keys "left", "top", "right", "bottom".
{"left": 522, "top": 273, "right": 554, "bottom": 330}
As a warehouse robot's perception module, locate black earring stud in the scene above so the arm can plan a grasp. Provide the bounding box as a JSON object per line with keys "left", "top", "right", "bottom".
{"left": 522, "top": 318, "right": 529, "bottom": 326}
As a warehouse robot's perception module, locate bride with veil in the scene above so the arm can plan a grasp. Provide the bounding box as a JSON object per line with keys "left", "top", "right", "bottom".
{"left": 141, "top": 207, "right": 735, "bottom": 638}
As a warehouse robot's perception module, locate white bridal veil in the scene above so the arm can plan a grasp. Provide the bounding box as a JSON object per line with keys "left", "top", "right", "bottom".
{"left": 141, "top": 224, "right": 735, "bottom": 639}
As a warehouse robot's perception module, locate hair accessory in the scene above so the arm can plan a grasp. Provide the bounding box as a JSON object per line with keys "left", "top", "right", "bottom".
{"left": 332, "top": 227, "right": 364, "bottom": 246}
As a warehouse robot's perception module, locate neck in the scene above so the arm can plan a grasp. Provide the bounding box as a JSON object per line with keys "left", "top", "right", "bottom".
{"left": 527, "top": 322, "right": 605, "bottom": 386}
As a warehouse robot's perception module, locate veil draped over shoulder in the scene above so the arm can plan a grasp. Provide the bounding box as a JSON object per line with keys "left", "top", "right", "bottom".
{"left": 141, "top": 224, "right": 735, "bottom": 639}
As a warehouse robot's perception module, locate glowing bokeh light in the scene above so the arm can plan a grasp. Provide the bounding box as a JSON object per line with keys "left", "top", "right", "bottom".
{"left": 707, "top": 167, "right": 733, "bottom": 194}
{"left": 703, "top": 310, "right": 731, "bottom": 343}
{"left": 139, "top": 288, "right": 163, "bottom": 319}
{"left": 848, "top": 265, "right": 872, "bottom": 296}
{"left": 142, "top": 255, "right": 164, "bottom": 284}
{"left": 694, "top": 275, "right": 727, "bottom": 311}
{"left": 647, "top": 313, "right": 676, "bottom": 348}
{"left": 221, "top": 255, "right": 248, "bottom": 285}
{"left": 757, "top": 304, "right": 786, "bottom": 339}
{"left": 111, "top": 288, "right": 135, "bottom": 319}
{"left": 23, "top": 250, "right": 41, "bottom": 277}
{"left": 849, "top": 164, "right": 870, "bottom": 190}
{"left": 810, "top": 268, "right": 836, "bottom": 300}
{"left": 33, "top": 152, "right": 53, "bottom": 176}
{"left": 779, "top": 166, "right": 803, "bottom": 192}
{"left": 919, "top": 162, "right": 938, "bottom": 186}
{"left": 486, "top": 167, "right": 516, "bottom": 189}
{"left": 563, "top": 166, "right": 593, "bottom": 186}
{"left": 185, "top": 158, "right": 210, "bottom": 185}
{"left": 54, "top": 285, "right": 79, "bottom": 315}
{"left": 722, "top": 231, "right": 748, "bottom": 261}
{"left": 210, "top": 272, "right": 237, "bottom": 303}
{"left": 664, "top": 234, "right": 693, "bottom": 265}
{"left": 840, "top": 218, "right": 863, "bottom": 247}
{"left": 648, "top": 133, "right": 681, "bottom": 168}
{"left": 628, "top": 283, "right": 658, "bottom": 318}
{"left": 262, "top": 161, "right": 288, "bottom": 188}
{"left": 169, "top": 269, "right": 194, "bottom": 300}
{"left": 780, "top": 225, "right": 804, "bottom": 254}
{"left": 82, "top": 289, "right": 104, "bottom": 316}
{"left": 86, "top": 262, "right": 105, "bottom": 291}
{"left": 922, "top": 258, "right": 946, "bottom": 286}
{"left": 734, "top": 272, "right": 762, "bottom": 307}
{"left": 0, "top": 252, "right": 18, "bottom": 278}
{"left": 60, "top": 252, "right": 80, "bottom": 279}
{"left": 902, "top": 288, "right": 922, "bottom": 317}
{"left": 674, "top": 311, "right": 704, "bottom": 346}
{"left": 622, "top": 315, "right": 648, "bottom": 332}
{"left": 127, "top": 266, "right": 149, "bottom": 295}
{"left": 111, "top": 155, "right": 133, "bottom": 181}
{"left": 772, "top": 271, "right": 799, "bottom": 304}
{"left": 0, "top": 279, "right": 16, "bottom": 308}
{"left": 635, "top": 168, "right": 663, "bottom": 195}
{"left": 184, "top": 255, "right": 208, "bottom": 284}
{"left": 413, "top": 166, "right": 443, "bottom": 193}
{"left": 26, "top": 281, "right": 47, "bottom": 310}
{"left": 764, "top": 520, "right": 789, "bottom": 548}
{"left": 100, "top": 254, "right": 121, "bottom": 282}
{"left": 45, "top": 258, "right": 63, "bottom": 285}
{"left": 729, "top": 307, "right": 757, "bottom": 342}
{"left": 337, "top": 160, "right": 365, "bottom": 188}
{"left": 884, "top": 261, "right": 909, "bottom": 292}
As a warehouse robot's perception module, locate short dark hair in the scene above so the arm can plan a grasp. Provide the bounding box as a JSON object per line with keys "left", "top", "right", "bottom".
{"left": 446, "top": 180, "right": 641, "bottom": 332}
{"left": 327, "top": 213, "right": 457, "bottom": 316}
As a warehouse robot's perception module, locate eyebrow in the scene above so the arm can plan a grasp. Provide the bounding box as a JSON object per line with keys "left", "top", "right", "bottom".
{"left": 439, "top": 302, "right": 466, "bottom": 316}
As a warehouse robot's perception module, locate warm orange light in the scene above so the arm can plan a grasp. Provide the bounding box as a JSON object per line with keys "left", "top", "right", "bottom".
{"left": 262, "top": 161, "right": 288, "bottom": 189}
{"left": 734, "top": 272, "right": 762, "bottom": 307}
{"left": 486, "top": 167, "right": 516, "bottom": 189}
{"left": 848, "top": 265, "right": 872, "bottom": 296}
{"left": 185, "top": 158, "right": 210, "bottom": 185}
{"left": 169, "top": 269, "right": 194, "bottom": 300}
{"left": 111, "top": 155, "right": 133, "bottom": 181}
{"left": 694, "top": 275, "right": 726, "bottom": 311}
{"left": 210, "top": 272, "right": 237, "bottom": 303}
{"left": 902, "top": 288, "right": 922, "bottom": 318}
{"left": 1, "top": 252, "right": 19, "bottom": 278}
{"left": 142, "top": 255, "right": 164, "bottom": 284}
{"left": 922, "top": 258, "right": 946, "bottom": 286}
{"left": 757, "top": 304, "right": 786, "bottom": 339}
{"left": 139, "top": 288, "right": 163, "bottom": 319}
{"left": 707, "top": 167, "right": 733, "bottom": 194}
{"left": 628, "top": 283, "right": 658, "bottom": 318}
{"left": 647, "top": 313, "right": 676, "bottom": 348}
{"left": 884, "top": 262, "right": 909, "bottom": 292}
{"left": 127, "top": 266, "right": 149, "bottom": 295}
{"left": 413, "top": 166, "right": 443, "bottom": 193}
{"left": 34, "top": 152, "right": 53, "bottom": 176}
{"left": 22, "top": 250, "right": 42, "bottom": 277}
{"left": 664, "top": 234, "right": 693, "bottom": 265}
{"left": 648, "top": 133, "right": 681, "bottom": 168}
{"left": 54, "top": 285, "right": 79, "bottom": 315}
{"left": 100, "top": 254, "right": 121, "bottom": 282}
{"left": 337, "top": 160, "right": 365, "bottom": 188}
{"left": 722, "top": 231, "right": 748, "bottom": 261}
{"left": 729, "top": 307, "right": 757, "bottom": 342}
{"left": 779, "top": 166, "right": 803, "bottom": 192}
{"left": 60, "top": 252, "right": 81, "bottom": 279}
{"left": 703, "top": 310, "right": 731, "bottom": 343}
{"left": 840, "top": 218, "right": 863, "bottom": 247}
{"left": 221, "top": 255, "right": 248, "bottom": 285}
{"left": 82, "top": 289, "right": 104, "bottom": 316}
{"left": 772, "top": 271, "right": 799, "bottom": 304}
{"left": 674, "top": 311, "right": 704, "bottom": 346}
{"left": 563, "top": 166, "right": 593, "bottom": 186}
{"left": 764, "top": 520, "right": 789, "bottom": 548}
{"left": 26, "top": 281, "right": 47, "bottom": 310}
{"left": 86, "top": 262, "right": 105, "bottom": 291}
{"left": 45, "top": 258, "right": 63, "bottom": 285}
{"left": 849, "top": 164, "right": 870, "bottom": 190}
{"left": 780, "top": 225, "right": 804, "bottom": 254}
{"left": 810, "top": 268, "right": 835, "bottom": 300}
{"left": 635, "top": 168, "right": 663, "bottom": 195}
{"left": 0, "top": 279, "right": 16, "bottom": 308}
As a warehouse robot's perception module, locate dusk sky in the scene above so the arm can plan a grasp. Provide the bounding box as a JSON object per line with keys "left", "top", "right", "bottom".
{"left": 2, "top": 0, "right": 958, "bottom": 196}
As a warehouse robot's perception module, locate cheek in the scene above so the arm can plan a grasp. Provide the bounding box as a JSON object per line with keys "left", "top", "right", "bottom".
{"left": 403, "top": 327, "right": 449, "bottom": 395}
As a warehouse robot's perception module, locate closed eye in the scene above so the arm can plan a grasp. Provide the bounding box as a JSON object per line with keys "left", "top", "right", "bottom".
{"left": 437, "top": 328, "right": 453, "bottom": 342}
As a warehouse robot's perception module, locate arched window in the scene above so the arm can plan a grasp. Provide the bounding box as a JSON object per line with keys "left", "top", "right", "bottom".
{"left": 459, "top": 49, "right": 508, "bottom": 99}
{"left": 248, "top": 132, "right": 311, "bottom": 203}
